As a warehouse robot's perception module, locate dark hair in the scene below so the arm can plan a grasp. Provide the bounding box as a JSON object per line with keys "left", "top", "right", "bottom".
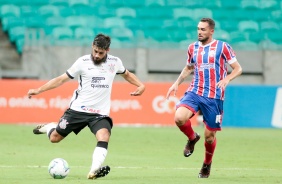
{"left": 92, "top": 33, "right": 111, "bottom": 50}
{"left": 200, "top": 18, "right": 215, "bottom": 29}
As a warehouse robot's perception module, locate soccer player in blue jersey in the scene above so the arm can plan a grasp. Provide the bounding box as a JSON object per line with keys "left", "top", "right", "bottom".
{"left": 166, "top": 18, "right": 242, "bottom": 178}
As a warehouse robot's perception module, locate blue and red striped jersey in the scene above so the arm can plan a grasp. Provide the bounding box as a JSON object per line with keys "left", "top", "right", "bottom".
{"left": 186, "top": 40, "right": 237, "bottom": 100}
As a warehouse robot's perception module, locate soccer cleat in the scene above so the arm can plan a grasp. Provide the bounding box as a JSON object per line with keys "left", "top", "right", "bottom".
{"left": 198, "top": 162, "right": 212, "bottom": 178}
{"left": 33, "top": 124, "right": 47, "bottom": 134}
{"left": 183, "top": 133, "right": 200, "bottom": 157}
{"left": 87, "top": 165, "right": 110, "bottom": 180}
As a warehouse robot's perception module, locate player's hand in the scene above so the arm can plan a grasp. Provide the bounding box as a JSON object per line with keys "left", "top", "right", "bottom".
{"left": 216, "top": 78, "right": 230, "bottom": 90}
{"left": 166, "top": 83, "right": 178, "bottom": 100}
{"left": 130, "top": 85, "right": 145, "bottom": 96}
{"left": 27, "top": 89, "right": 40, "bottom": 98}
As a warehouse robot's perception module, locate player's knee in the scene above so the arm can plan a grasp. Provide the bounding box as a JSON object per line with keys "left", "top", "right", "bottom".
{"left": 174, "top": 116, "right": 186, "bottom": 126}
{"left": 49, "top": 136, "right": 61, "bottom": 143}
{"left": 205, "top": 137, "right": 215, "bottom": 144}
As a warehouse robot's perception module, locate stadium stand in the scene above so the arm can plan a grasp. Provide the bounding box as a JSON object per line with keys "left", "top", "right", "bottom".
{"left": 0, "top": 0, "right": 282, "bottom": 54}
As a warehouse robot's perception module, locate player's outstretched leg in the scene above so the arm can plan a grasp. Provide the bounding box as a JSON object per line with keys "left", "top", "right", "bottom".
{"left": 198, "top": 162, "right": 212, "bottom": 178}
{"left": 87, "top": 165, "right": 110, "bottom": 179}
{"left": 33, "top": 122, "right": 57, "bottom": 134}
{"left": 184, "top": 133, "right": 201, "bottom": 157}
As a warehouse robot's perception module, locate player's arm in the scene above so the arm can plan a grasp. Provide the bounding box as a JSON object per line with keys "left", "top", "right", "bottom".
{"left": 166, "top": 65, "right": 194, "bottom": 99}
{"left": 120, "top": 69, "right": 145, "bottom": 96}
{"left": 217, "top": 61, "right": 242, "bottom": 90}
{"left": 27, "top": 73, "right": 71, "bottom": 98}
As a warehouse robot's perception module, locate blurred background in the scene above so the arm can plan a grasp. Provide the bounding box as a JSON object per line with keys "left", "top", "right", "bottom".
{"left": 0, "top": 0, "right": 281, "bottom": 128}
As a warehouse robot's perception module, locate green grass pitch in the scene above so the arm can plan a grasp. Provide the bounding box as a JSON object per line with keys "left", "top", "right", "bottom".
{"left": 0, "top": 124, "right": 281, "bottom": 184}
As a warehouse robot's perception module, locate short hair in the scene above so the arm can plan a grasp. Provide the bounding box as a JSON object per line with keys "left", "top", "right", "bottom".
{"left": 200, "top": 18, "right": 215, "bottom": 29}
{"left": 92, "top": 33, "right": 111, "bottom": 50}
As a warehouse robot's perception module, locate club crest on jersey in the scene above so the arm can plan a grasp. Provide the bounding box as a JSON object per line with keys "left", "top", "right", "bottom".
{"left": 209, "top": 50, "right": 215, "bottom": 57}
{"left": 59, "top": 118, "right": 69, "bottom": 129}
{"left": 108, "top": 64, "right": 115, "bottom": 73}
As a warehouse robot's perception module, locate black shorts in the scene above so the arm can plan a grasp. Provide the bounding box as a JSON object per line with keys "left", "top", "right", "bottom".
{"left": 56, "top": 109, "right": 113, "bottom": 137}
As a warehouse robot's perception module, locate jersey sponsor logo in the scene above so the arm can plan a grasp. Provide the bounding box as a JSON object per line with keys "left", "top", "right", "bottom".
{"left": 91, "top": 84, "right": 109, "bottom": 88}
{"left": 209, "top": 50, "right": 215, "bottom": 57}
{"left": 198, "top": 63, "right": 215, "bottom": 71}
{"left": 83, "top": 58, "right": 90, "bottom": 61}
{"left": 81, "top": 106, "right": 101, "bottom": 113}
{"left": 59, "top": 118, "right": 69, "bottom": 129}
{"left": 108, "top": 57, "right": 117, "bottom": 61}
{"left": 91, "top": 77, "right": 107, "bottom": 87}
{"left": 88, "top": 68, "right": 94, "bottom": 70}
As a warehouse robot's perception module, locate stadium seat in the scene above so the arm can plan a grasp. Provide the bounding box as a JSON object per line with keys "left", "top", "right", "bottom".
{"left": 178, "top": 19, "right": 197, "bottom": 30}
{"left": 238, "top": 20, "right": 259, "bottom": 33}
{"left": 169, "top": 29, "right": 189, "bottom": 42}
{"left": 260, "top": 40, "right": 281, "bottom": 50}
{"left": 260, "top": 21, "right": 280, "bottom": 33}
{"left": 247, "top": 32, "right": 266, "bottom": 43}
{"left": 97, "top": 6, "right": 116, "bottom": 18}
{"left": 0, "top": 4, "right": 20, "bottom": 18}
{"left": 179, "top": 39, "right": 196, "bottom": 49}
{"left": 74, "top": 27, "right": 94, "bottom": 46}
{"left": 232, "top": 41, "right": 259, "bottom": 50}
{"left": 140, "top": 19, "right": 163, "bottom": 29}
{"left": 1, "top": 17, "right": 25, "bottom": 32}
{"left": 74, "top": 6, "right": 98, "bottom": 16}
{"left": 106, "top": 0, "right": 125, "bottom": 7}
{"left": 145, "top": 0, "right": 165, "bottom": 7}
{"left": 173, "top": 8, "right": 194, "bottom": 20}
{"left": 219, "top": 20, "right": 238, "bottom": 32}
{"left": 137, "top": 7, "right": 172, "bottom": 19}
{"left": 193, "top": 8, "right": 213, "bottom": 21}
{"left": 69, "top": 0, "right": 89, "bottom": 7}
{"left": 58, "top": 7, "right": 75, "bottom": 17}
{"left": 162, "top": 19, "right": 180, "bottom": 30}
{"left": 8, "top": 26, "right": 26, "bottom": 42}
{"left": 126, "top": 1, "right": 146, "bottom": 8}
{"left": 24, "top": 16, "right": 45, "bottom": 28}
{"left": 260, "top": 0, "right": 278, "bottom": 10}
{"left": 74, "top": 27, "right": 94, "bottom": 39}
{"left": 267, "top": 32, "right": 282, "bottom": 44}
{"left": 241, "top": 0, "right": 260, "bottom": 10}
{"left": 66, "top": 16, "right": 88, "bottom": 30}
{"left": 233, "top": 9, "right": 253, "bottom": 21}
{"left": 124, "top": 19, "right": 142, "bottom": 30}
{"left": 110, "top": 27, "right": 134, "bottom": 41}
{"left": 44, "top": 16, "right": 66, "bottom": 34}
{"left": 116, "top": 7, "right": 136, "bottom": 19}
{"left": 203, "top": 0, "right": 222, "bottom": 9}
{"left": 271, "top": 10, "right": 282, "bottom": 21}
{"left": 20, "top": 5, "right": 38, "bottom": 18}
{"left": 229, "top": 31, "right": 248, "bottom": 44}
{"left": 213, "top": 29, "right": 230, "bottom": 42}
{"left": 165, "top": 0, "right": 185, "bottom": 7}
{"left": 212, "top": 9, "right": 233, "bottom": 21}
{"left": 52, "top": 27, "right": 73, "bottom": 40}
{"left": 221, "top": 1, "right": 242, "bottom": 9}
{"left": 49, "top": 0, "right": 69, "bottom": 6}
{"left": 38, "top": 5, "right": 60, "bottom": 18}
{"left": 104, "top": 17, "right": 125, "bottom": 28}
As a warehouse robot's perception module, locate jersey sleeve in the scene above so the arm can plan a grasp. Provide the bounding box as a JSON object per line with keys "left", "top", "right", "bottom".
{"left": 186, "top": 44, "right": 194, "bottom": 66}
{"left": 66, "top": 58, "right": 82, "bottom": 79}
{"left": 222, "top": 43, "right": 237, "bottom": 64}
{"left": 116, "top": 57, "right": 126, "bottom": 74}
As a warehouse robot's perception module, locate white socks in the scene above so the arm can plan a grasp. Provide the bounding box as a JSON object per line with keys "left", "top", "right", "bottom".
{"left": 90, "top": 147, "right": 108, "bottom": 173}
{"left": 45, "top": 122, "right": 57, "bottom": 137}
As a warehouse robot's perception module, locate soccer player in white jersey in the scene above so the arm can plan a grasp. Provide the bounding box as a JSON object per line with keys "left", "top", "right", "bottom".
{"left": 166, "top": 18, "right": 242, "bottom": 178}
{"left": 27, "top": 34, "right": 145, "bottom": 179}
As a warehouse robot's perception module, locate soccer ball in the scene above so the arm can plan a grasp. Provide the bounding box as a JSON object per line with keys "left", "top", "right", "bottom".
{"left": 48, "top": 158, "right": 70, "bottom": 179}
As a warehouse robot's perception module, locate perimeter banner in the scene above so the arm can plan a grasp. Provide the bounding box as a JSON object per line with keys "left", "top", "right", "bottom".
{"left": 0, "top": 80, "right": 198, "bottom": 126}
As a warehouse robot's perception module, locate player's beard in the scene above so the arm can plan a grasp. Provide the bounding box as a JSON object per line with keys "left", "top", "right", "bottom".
{"left": 198, "top": 36, "right": 209, "bottom": 43}
{"left": 91, "top": 54, "right": 107, "bottom": 65}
